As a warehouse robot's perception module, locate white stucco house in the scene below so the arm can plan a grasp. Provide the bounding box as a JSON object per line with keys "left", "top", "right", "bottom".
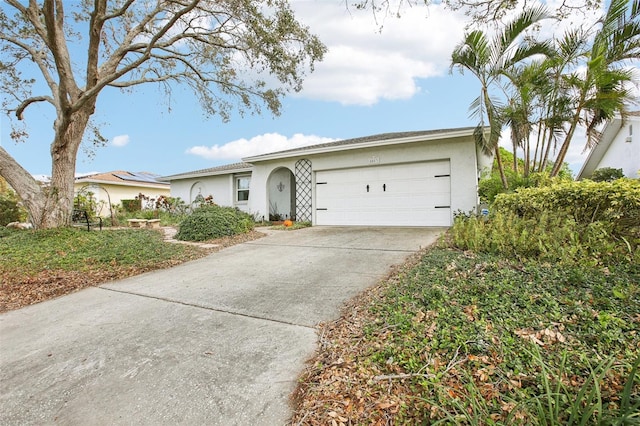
{"left": 577, "top": 112, "right": 640, "bottom": 180}
{"left": 161, "top": 127, "right": 494, "bottom": 227}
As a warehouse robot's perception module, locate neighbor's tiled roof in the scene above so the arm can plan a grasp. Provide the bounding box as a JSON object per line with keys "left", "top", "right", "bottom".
{"left": 160, "top": 162, "right": 253, "bottom": 181}
{"left": 76, "top": 171, "right": 168, "bottom": 186}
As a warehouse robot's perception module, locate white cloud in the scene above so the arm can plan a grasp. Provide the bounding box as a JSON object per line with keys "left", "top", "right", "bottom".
{"left": 290, "top": 2, "right": 467, "bottom": 105}
{"left": 186, "top": 133, "right": 338, "bottom": 161}
{"left": 112, "top": 134, "right": 130, "bottom": 147}
{"left": 287, "top": 0, "right": 610, "bottom": 106}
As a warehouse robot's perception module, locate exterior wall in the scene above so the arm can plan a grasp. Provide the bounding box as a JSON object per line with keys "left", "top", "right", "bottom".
{"left": 170, "top": 175, "right": 232, "bottom": 207}
{"left": 74, "top": 182, "right": 170, "bottom": 217}
{"left": 169, "top": 173, "right": 257, "bottom": 213}
{"left": 249, "top": 136, "right": 483, "bottom": 225}
{"left": 594, "top": 121, "right": 639, "bottom": 178}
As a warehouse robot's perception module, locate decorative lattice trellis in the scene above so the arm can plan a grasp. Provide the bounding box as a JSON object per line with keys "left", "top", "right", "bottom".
{"left": 295, "top": 159, "right": 312, "bottom": 222}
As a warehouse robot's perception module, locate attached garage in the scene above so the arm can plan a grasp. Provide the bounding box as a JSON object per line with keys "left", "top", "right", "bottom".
{"left": 315, "top": 160, "right": 451, "bottom": 226}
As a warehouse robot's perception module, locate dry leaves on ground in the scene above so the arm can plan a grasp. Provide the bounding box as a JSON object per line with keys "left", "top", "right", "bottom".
{"left": 0, "top": 229, "right": 265, "bottom": 313}
{"left": 290, "top": 251, "right": 426, "bottom": 425}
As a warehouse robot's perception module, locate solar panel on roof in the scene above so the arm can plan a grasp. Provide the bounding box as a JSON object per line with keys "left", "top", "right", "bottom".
{"left": 113, "top": 172, "right": 161, "bottom": 183}
{"left": 131, "top": 172, "right": 161, "bottom": 183}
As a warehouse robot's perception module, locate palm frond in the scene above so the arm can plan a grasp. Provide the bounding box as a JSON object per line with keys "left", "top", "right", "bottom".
{"left": 451, "top": 30, "right": 489, "bottom": 76}
{"left": 468, "top": 94, "right": 485, "bottom": 123}
{"left": 502, "top": 40, "right": 554, "bottom": 71}
{"left": 473, "top": 124, "right": 493, "bottom": 156}
{"left": 593, "top": 0, "right": 640, "bottom": 65}
{"left": 492, "top": 5, "right": 549, "bottom": 66}
{"left": 607, "top": 19, "right": 640, "bottom": 63}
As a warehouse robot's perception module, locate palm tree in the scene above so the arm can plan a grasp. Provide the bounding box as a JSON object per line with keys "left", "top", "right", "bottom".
{"left": 502, "top": 61, "right": 546, "bottom": 176}
{"left": 550, "top": 0, "right": 640, "bottom": 176}
{"left": 534, "top": 27, "right": 587, "bottom": 173}
{"left": 451, "top": 6, "right": 550, "bottom": 189}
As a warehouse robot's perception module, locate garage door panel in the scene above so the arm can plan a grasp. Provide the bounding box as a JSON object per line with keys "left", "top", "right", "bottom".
{"left": 315, "top": 160, "right": 451, "bottom": 227}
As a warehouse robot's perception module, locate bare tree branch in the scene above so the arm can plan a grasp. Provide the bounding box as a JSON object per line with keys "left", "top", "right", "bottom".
{"left": 0, "top": 0, "right": 326, "bottom": 227}
{"left": 15, "top": 96, "right": 54, "bottom": 120}
{"left": 102, "top": 0, "right": 135, "bottom": 21}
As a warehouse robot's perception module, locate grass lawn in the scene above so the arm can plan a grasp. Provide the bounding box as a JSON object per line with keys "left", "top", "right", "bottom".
{"left": 0, "top": 227, "right": 215, "bottom": 312}
{"left": 291, "top": 247, "right": 640, "bottom": 424}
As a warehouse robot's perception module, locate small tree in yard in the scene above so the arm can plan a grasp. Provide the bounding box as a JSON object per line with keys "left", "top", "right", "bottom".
{"left": 0, "top": 176, "right": 26, "bottom": 225}
{"left": 590, "top": 167, "right": 625, "bottom": 182}
{"left": 0, "top": 0, "right": 325, "bottom": 229}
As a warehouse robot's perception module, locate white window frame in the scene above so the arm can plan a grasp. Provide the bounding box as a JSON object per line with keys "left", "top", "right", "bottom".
{"left": 235, "top": 175, "right": 250, "bottom": 204}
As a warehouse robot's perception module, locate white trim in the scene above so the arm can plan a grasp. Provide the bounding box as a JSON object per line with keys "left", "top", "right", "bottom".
{"left": 234, "top": 174, "right": 251, "bottom": 205}
{"left": 74, "top": 178, "right": 169, "bottom": 190}
{"left": 160, "top": 166, "right": 253, "bottom": 181}
{"left": 577, "top": 116, "right": 629, "bottom": 180}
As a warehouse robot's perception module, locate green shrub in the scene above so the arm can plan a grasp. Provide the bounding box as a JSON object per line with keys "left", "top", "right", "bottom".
{"left": 591, "top": 167, "right": 625, "bottom": 182}
{"left": 451, "top": 179, "right": 640, "bottom": 265}
{"left": 0, "top": 193, "right": 25, "bottom": 226}
{"left": 176, "top": 205, "right": 254, "bottom": 241}
{"left": 73, "top": 192, "right": 97, "bottom": 218}
{"left": 121, "top": 199, "right": 141, "bottom": 212}
{"left": 493, "top": 179, "right": 639, "bottom": 240}
{"left": 478, "top": 148, "right": 573, "bottom": 203}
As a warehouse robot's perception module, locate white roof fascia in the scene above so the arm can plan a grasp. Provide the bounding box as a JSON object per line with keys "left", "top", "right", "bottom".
{"left": 75, "top": 178, "right": 169, "bottom": 189}
{"left": 576, "top": 117, "right": 623, "bottom": 180}
{"left": 159, "top": 166, "right": 253, "bottom": 181}
{"left": 242, "top": 128, "right": 476, "bottom": 163}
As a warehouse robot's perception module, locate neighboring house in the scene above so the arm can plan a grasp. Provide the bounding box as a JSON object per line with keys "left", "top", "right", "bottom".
{"left": 161, "top": 127, "right": 494, "bottom": 227}
{"left": 74, "top": 171, "right": 170, "bottom": 216}
{"left": 577, "top": 112, "right": 640, "bottom": 180}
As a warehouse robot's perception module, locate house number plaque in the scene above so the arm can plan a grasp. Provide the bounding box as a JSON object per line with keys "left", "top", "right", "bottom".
{"left": 369, "top": 155, "right": 380, "bottom": 164}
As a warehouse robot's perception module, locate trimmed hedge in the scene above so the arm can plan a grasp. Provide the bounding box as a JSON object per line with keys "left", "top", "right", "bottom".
{"left": 176, "top": 205, "right": 254, "bottom": 242}
{"left": 493, "top": 178, "right": 639, "bottom": 241}
{"left": 451, "top": 179, "right": 640, "bottom": 265}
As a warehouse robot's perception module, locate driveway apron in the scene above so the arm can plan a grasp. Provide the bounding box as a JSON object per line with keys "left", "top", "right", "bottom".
{"left": 0, "top": 226, "right": 443, "bottom": 425}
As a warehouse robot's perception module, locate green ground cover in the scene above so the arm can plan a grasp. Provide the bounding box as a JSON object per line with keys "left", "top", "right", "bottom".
{"left": 1, "top": 227, "right": 203, "bottom": 275}
{"left": 292, "top": 247, "right": 640, "bottom": 424}
{"left": 0, "top": 227, "right": 207, "bottom": 312}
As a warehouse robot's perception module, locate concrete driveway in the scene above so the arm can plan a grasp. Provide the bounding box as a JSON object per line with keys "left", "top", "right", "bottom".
{"left": 0, "top": 226, "right": 443, "bottom": 425}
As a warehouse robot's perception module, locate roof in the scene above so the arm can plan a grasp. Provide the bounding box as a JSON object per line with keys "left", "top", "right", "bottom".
{"left": 243, "top": 127, "right": 477, "bottom": 162}
{"left": 161, "top": 127, "right": 479, "bottom": 181}
{"left": 577, "top": 112, "right": 640, "bottom": 179}
{"left": 159, "top": 162, "right": 253, "bottom": 181}
{"left": 75, "top": 171, "right": 169, "bottom": 188}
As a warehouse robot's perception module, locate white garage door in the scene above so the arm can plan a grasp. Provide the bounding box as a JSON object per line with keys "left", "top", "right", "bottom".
{"left": 315, "top": 160, "right": 451, "bottom": 226}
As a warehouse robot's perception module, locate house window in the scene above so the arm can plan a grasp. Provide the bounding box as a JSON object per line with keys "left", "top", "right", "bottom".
{"left": 236, "top": 176, "right": 250, "bottom": 203}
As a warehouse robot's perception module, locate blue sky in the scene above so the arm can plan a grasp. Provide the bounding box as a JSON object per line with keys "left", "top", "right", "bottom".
{"left": 0, "top": 1, "right": 609, "bottom": 178}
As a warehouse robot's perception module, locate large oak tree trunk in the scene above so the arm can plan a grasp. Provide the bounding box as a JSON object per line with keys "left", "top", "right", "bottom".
{"left": 46, "top": 108, "right": 90, "bottom": 227}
